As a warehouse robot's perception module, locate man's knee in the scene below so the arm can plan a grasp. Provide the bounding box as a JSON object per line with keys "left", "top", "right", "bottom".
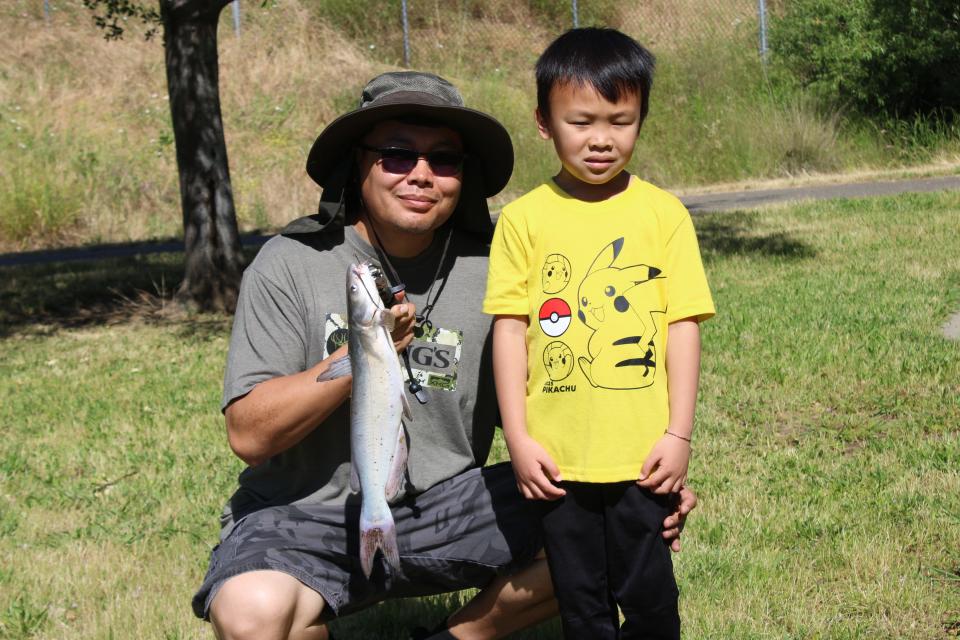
{"left": 210, "top": 570, "right": 325, "bottom": 640}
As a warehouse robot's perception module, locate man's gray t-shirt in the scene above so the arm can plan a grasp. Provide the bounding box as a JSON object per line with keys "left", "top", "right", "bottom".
{"left": 220, "top": 223, "right": 497, "bottom": 529}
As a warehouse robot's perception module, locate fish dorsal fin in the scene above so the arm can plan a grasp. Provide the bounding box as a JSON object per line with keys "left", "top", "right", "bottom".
{"left": 385, "top": 425, "right": 409, "bottom": 503}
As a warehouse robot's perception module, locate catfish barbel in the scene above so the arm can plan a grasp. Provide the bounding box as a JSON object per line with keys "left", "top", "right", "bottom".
{"left": 318, "top": 260, "right": 411, "bottom": 578}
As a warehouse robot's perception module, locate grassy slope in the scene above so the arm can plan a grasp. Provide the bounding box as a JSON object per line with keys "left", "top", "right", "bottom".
{"left": 1, "top": 191, "right": 958, "bottom": 638}
{"left": 2, "top": 0, "right": 959, "bottom": 251}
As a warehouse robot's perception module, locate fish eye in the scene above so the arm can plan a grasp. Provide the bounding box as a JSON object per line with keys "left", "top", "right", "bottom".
{"left": 605, "top": 286, "right": 616, "bottom": 297}
{"left": 350, "top": 285, "right": 358, "bottom": 292}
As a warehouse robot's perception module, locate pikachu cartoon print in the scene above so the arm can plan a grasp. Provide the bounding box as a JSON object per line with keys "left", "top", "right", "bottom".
{"left": 576, "top": 237, "right": 664, "bottom": 389}
{"left": 542, "top": 253, "right": 572, "bottom": 294}
{"left": 543, "top": 341, "right": 575, "bottom": 382}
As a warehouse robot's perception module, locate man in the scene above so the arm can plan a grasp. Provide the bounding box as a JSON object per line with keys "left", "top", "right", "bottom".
{"left": 192, "top": 71, "right": 697, "bottom": 640}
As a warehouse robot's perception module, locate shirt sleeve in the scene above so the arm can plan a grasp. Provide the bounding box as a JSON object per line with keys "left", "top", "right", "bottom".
{"left": 483, "top": 209, "right": 531, "bottom": 316}
{"left": 221, "top": 266, "right": 307, "bottom": 411}
{"left": 664, "top": 213, "right": 715, "bottom": 324}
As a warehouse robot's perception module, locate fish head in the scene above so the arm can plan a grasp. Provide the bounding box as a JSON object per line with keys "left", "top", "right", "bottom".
{"left": 347, "top": 261, "right": 385, "bottom": 324}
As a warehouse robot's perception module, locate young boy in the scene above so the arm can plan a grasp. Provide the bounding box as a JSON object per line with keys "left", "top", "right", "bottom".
{"left": 483, "top": 28, "right": 715, "bottom": 639}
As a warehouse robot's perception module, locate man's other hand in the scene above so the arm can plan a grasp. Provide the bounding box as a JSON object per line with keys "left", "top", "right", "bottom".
{"left": 662, "top": 485, "right": 697, "bottom": 552}
{"left": 390, "top": 294, "right": 417, "bottom": 352}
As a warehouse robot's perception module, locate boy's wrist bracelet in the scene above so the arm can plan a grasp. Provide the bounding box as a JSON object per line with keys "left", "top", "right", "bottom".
{"left": 665, "top": 431, "right": 692, "bottom": 443}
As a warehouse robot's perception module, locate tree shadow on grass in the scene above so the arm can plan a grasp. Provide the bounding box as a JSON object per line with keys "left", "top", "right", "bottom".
{"left": 0, "top": 212, "right": 815, "bottom": 337}
{"left": 695, "top": 210, "right": 817, "bottom": 261}
{"left": 0, "top": 251, "right": 251, "bottom": 338}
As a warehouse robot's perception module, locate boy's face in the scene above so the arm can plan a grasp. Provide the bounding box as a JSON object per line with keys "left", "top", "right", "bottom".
{"left": 536, "top": 82, "right": 642, "bottom": 198}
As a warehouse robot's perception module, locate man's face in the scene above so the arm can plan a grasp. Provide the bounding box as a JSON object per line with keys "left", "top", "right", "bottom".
{"left": 358, "top": 120, "right": 464, "bottom": 238}
{"left": 536, "top": 82, "right": 642, "bottom": 194}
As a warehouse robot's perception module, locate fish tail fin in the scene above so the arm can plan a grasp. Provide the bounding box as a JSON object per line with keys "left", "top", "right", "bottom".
{"left": 359, "top": 512, "right": 401, "bottom": 578}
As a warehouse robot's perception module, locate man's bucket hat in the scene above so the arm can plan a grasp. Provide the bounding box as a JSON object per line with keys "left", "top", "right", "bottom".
{"left": 293, "top": 71, "right": 514, "bottom": 241}
{"left": 307, "top": 71, "right": 513, "bottom": 196}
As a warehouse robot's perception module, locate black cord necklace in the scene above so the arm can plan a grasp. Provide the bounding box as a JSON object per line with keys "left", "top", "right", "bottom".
{"left": 368, "top": 221, "right": 453, "bottom": 335}
{"left": 366, "top": 218, "right": 454, "bottom": 405}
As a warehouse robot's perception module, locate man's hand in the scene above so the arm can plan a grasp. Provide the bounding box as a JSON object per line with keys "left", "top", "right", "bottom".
{"left": 506, "top": 434, "right": 566, "bottom": 501}
{"left": 389, "top": 294, "right": 416, "bottom": 352}
{"left": 637, "top": 433, "right": 690, "bottom": 494}
{"left": 662, "top": 485, "right": 697, "bottom": 552}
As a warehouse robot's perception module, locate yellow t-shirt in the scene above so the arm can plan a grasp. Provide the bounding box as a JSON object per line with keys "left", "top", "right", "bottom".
{"left": 483, "top": 178, "right": 715, "bottom": 482}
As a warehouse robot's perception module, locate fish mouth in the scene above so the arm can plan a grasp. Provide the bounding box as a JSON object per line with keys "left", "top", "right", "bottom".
{"left": 351, "top": 262, "right": 371, "bottom": 282}
{"left": 352, "top": 260, "right": 378, "bottom": 276}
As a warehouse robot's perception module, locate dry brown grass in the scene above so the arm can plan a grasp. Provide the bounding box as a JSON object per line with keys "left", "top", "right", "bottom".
{"left": 616, "top": 0, "right": 758, "bottom": 49}
{"left": 3, "top": 0, "right": 958, "bottom": 251}
{"left": 0, "top": 1, "right": 380, "bottom": 249}
{"left": 217, "top": 4, "right": 377, "bottom": 230}
{"left": 0, "top": 2, "right": 176, "bottom": 249}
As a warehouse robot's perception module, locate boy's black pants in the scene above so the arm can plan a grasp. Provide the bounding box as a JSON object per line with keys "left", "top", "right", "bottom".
{"left": 538, "top": 482, "right": 680, "bottom": 640}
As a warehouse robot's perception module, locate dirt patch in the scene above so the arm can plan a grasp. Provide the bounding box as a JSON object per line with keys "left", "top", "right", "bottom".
{"left": 943, "top": 311, "right": 960, "bottom": 340}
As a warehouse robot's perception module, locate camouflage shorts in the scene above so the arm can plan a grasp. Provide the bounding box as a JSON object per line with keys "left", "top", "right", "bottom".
{"left": 191, "top": 462, "right": 542, "bottom": 621}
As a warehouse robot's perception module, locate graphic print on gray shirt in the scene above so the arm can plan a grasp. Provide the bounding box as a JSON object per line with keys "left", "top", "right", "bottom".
{"left": 220, "top": 223, "right": 497, "bottom": 529}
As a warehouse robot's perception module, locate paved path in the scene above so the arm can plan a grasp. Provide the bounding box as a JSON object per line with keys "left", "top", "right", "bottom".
{"left": 2, "top": 175, "right": 958, "bottom": 267}
{"left": 681, "top": 174, "right": 960, "bottom": 212}
{"left": 0, "top": 234, "right": 270, "bottom": 267}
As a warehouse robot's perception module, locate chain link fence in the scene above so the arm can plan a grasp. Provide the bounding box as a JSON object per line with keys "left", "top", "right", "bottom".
{"left": 44, "top": 2, "right": 771, "bottom": 65}
{"left": 294, "top": 1, "right": 774, "bottom": 99}
{"left": 388, "top": 1, "right": 770, "bottom": 70}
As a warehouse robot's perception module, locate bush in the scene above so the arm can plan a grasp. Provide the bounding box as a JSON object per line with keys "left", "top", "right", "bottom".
{"left": 771, "top": 0, "right": 960, "bottom": 117}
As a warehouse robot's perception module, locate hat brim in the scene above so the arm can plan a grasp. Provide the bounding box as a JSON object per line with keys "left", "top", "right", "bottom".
{"left": 306, "top": 100, "right": 514, "bottom": 198}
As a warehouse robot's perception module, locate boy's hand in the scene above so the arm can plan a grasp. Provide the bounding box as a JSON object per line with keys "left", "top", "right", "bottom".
{"left": 637, "top": 433, "right": 690, "bottom": 494}
{"left": 507, "top": 434, "right": 566, "bottom": 501}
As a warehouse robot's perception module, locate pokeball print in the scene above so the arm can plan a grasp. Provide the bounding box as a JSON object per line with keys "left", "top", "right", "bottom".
{"left": 539, "top": 297, "right": 571, "bottom": 337}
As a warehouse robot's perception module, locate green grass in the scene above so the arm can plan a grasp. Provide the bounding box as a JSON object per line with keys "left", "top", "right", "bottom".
{"left": 1, "top": 191, "right": 959, "bottom": 638}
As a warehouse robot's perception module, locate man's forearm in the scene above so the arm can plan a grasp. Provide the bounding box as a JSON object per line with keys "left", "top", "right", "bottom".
{"left": 225, "top": 346, "right": 352, "bottom": 466}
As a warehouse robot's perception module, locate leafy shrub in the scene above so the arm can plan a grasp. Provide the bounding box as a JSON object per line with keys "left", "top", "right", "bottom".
{"left": 770, "top": 0, "right": 960, "bottom": 117}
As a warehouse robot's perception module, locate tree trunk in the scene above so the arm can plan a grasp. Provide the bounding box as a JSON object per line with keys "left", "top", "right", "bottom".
{"left": 162, "top": 0, "right": 243, "bottom": 313}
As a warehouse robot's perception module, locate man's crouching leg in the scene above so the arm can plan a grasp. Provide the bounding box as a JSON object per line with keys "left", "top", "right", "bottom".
{"left": 210, "top": 570, "right": 330, "bottom": 640}
{"left": 444, "top": 552, "right": 557, "bottom": 640}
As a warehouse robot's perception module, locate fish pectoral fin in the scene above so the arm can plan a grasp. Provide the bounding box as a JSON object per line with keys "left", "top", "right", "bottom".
{"left": 385, "top": 425, "right": 408, "bottom": 503}
{"left": 317, "top": 355, "right": 352, "bottom": 382}
{"left": 400, "top": 389, "right": 413, "bottom": 422}
{"left": 350, "top": 460, "right": 361, "bottom": 493}
{"left": 375, "top": 308, "right": 396, "bottom": 331}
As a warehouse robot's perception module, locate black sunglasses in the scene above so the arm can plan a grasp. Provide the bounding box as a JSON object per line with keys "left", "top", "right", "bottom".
{"left": 358, "top": 144, "right": 465, "bottom": 177}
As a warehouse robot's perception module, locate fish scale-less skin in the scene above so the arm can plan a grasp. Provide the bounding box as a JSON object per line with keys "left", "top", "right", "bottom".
{"left": 346, "top": 262, "right": 407, "bottom": 577}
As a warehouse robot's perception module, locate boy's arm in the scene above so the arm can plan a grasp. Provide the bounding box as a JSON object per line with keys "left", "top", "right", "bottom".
{"left": 638, "top": 318, "right": 700, "bottom": 494}
{"left": 493, "top": 315, "right": 565, "bottom": 501}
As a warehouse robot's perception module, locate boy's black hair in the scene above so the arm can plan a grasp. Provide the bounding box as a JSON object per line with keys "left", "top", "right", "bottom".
{"left": 536, "top": 27, "right": 656, "bottom": 125}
